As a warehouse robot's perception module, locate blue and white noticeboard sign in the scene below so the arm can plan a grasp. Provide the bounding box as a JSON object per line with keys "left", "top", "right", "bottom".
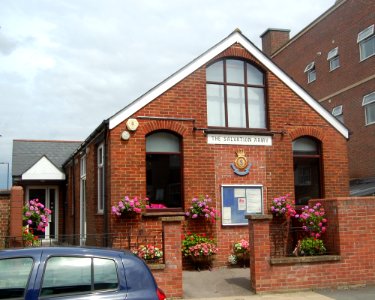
{"left": 221, "top": 185, "right": 263, "bottom": 226}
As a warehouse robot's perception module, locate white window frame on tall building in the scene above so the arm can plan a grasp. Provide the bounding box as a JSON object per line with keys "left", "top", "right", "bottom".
{"left": 304, "top": 61, "right": 316, "bottom": 83}
{"left": 357, "top": 24, "right": 375, "bottom": 61}
{"left": 327, "top": 47, "right": 340, "bottom": 71}
{"left": 332, "top": 105, "right": 343, "bottom": 123}
{"left": 363, "top": 92, "right": 375, "bottom": 126}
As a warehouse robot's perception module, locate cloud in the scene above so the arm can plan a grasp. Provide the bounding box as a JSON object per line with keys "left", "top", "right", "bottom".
{"left": 0, "top": 31, "right": 19, "bottom": 55}
{"left": 0, "top": 0, "right": 335, "bottom": 187}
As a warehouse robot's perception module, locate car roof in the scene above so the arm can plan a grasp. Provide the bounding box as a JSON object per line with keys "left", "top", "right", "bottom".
{"left": 0, "top": 246, "right": 134, "bottom": 258}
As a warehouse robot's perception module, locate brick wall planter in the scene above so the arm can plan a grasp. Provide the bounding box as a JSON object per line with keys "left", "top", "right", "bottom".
{"left": 270, "top": 255, "right": 341, "bottom": 265}
{"left": 247, "top": 197, "right": 375, "bottom": 293}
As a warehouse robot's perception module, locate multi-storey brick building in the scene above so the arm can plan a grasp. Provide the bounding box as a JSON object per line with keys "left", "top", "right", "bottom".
{"left": 261, "top": 0, "right": 375, "bottom": 195}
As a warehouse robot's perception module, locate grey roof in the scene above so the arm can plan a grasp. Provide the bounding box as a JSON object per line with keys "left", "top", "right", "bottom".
{"left": 12, "top": 140, "right": 82, "bottom": 177}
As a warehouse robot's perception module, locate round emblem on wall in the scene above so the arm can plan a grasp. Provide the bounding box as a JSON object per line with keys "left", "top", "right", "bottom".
{"left": 231, "top": 149, "right": 251, "bottom": 176}
{"left": 235, "top": 156, "right": 247, "bottom": 169}
{"left": 126, "top": 118, "right": 139, "bottom": 131}
{"left": 121, "top": 130, "right": 130, "bottom": 141}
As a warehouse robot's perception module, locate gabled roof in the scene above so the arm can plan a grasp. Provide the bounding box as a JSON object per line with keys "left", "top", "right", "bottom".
{"left": 22, "top": 155, "right": 65, "bottom": 180}
{"left": 12, "top": 140, "right": 82, "bottom": 178}
{"left": 109, "top": 30, "right": 349, "bottom": 139}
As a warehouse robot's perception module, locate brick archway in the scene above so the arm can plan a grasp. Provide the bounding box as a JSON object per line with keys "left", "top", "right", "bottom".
{"left": 141, "top": 120, "right": 189, "bottom": 137}
{"left": 288, "top": 127, "right": 326, "bottom": 142}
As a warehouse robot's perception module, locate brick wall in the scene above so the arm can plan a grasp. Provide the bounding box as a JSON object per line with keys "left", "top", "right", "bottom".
{"left": 150, "top": 217, "right": 183, "bottom": 298}
{"left": 9, "top": 186, "right": 23, "bottom": 238}
{"left": 271, "top": 0, "right": 375, "bottom": 179}
{"left": 248, "top": 197, "right": 375, "bottom": 293}
{"left": 0, "top": 191, "right": 10, "bottom": 239}
{"left": 105, "top": 43, "right": 349, "bottom": 268}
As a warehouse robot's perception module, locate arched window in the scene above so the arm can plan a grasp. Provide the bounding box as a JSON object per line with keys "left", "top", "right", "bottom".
{"left": 146, "top": 131, "right": 182, "bottom": 209}
{"left": 206, "top": 59, "right": 266, "bottom": 129}
{"left": 293, "top": 137, "right": 323, "bottom": 205}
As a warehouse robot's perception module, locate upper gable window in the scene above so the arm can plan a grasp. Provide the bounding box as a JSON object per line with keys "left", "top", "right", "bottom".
{"left": 206, "top": 59, "right": 266, "bottom": 129}
{"left": 357, "top": 25, "right": 375, "bottom": 61}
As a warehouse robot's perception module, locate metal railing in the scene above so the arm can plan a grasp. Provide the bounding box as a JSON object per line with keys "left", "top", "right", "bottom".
{"left": 0, "top": 230, "right": 163, "bottom": 253}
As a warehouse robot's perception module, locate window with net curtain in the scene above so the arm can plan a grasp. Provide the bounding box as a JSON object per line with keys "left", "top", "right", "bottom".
{"left": 146, "top": 131, "right": 182, "bottom": 209}
{"left": 206, "top": 59, "right": 266, "bottom": 129}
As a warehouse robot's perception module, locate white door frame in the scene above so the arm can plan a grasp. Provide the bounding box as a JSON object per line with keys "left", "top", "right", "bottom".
{"left": 25, "top": 185, "right": 58, "bottom": 239}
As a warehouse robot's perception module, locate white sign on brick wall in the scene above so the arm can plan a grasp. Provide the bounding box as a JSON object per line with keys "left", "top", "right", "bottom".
{"left": 207, "top": 134, "right": 272, "bottom": 146}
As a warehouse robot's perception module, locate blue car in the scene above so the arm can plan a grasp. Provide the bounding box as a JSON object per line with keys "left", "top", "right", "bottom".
{"left": 0, "top": 247, "right": 166, "bottom": 300}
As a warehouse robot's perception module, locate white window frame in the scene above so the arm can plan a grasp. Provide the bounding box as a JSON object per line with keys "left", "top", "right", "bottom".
{"left": 80, "top": 155, "right": 87, "bottom": 245}
{"left": 304, "top": 62, "right": 316, "bottom": 83}
{"left": 362, "top": 92, "right": 375, "bottom": 126}
{"left": 357, "top": 25, "right": 375, "bottom": 61}
{"left": 327, "top": 47, "right": 340, "bottom": 71}
{"left": 332, "top": 105, "right": 343, "bottom": 123}
{"left": 97, "top": 143, "right": 104, "bottom": 214}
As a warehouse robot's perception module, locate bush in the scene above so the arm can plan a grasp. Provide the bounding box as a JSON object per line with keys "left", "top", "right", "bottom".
{"left": 299, "top": 237, "right": 326, "bottom": 256}
{"left": 181, "top": 233, "right": 218, "bottom": 257}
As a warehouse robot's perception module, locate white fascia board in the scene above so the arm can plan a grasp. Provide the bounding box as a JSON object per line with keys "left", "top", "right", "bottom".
{"left": 22, "top": 156, "right": 66, "bottom": 180}
{"left": 236, "top": 35, "right": 349, "bottom": 139}
{"left": 109, "top": 31, "right": 349, "bottom": 139}
{"left": 109, "top": 34, "right": 239, "bottom": 130}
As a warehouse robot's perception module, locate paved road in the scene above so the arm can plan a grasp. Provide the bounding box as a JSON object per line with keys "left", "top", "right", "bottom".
{"left": 183, "top": 268, "right": 375, "bottom": 300}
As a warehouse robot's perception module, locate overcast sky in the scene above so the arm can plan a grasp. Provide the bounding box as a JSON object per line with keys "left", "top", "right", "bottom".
{"left": 0, "top": 0, "right": 336, "bottom": 188}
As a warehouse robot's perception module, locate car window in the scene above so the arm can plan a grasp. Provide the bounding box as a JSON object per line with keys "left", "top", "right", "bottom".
{"left": 41, "top": 256, "right": 118, "bottom": 297}
{"left": 0, "top": 257, "right": 33, "bottom": 299}
{"left": 93, "top": 258, "right": 118, "bottom": 290}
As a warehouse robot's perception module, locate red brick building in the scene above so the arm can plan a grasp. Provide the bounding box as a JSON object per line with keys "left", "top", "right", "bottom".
{"left": 61, "top": 29, "right": 349, "bottom": 267}
{"left": 261, "top": 0, "right": 375, "bottom": 195}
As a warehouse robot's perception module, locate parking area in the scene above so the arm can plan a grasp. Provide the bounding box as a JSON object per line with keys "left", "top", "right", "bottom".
{"left": 183, "top": 267, "right": 252, "bottom": 299}
{"left": 183, "top": 267, "right": 375, "bottom": 300}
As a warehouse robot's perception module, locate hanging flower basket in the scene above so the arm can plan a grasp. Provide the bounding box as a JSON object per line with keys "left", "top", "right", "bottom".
{"left": 111, "top": 196, "right": 146, "bottom": 218}
{"left": 185, "top": 195, "right": 218, "bottom": 223}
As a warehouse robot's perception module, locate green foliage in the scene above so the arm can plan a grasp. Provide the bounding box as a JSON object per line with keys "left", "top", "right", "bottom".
{"left": 299, "top": 237, "right": 326, "bottom": 256}
{"left": 181, "top": 233, "right": 218, "bottom": 257}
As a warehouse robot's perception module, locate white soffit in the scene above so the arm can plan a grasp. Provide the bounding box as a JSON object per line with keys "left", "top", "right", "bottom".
{"left": 22, "top": 156, "right": 65, "bottom": 180}
{"left": 109, "top": 31, "right": 349, "bottom": 139}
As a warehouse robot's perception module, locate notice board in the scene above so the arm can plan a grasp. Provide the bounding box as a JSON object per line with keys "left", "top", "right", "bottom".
{"left": 221, "top": 185, "right": 263, "bottom": 226}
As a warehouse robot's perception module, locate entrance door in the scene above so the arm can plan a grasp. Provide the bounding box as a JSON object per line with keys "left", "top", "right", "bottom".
{"left": 27, "top": 187, "right": 57, "bottom": 239}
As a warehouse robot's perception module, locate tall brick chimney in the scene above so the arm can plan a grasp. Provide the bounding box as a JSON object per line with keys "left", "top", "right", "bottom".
{"left": 260, "top": 28, "right": 290, "bottom": 57}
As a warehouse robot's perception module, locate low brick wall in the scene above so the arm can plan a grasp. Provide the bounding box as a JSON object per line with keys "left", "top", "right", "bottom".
{"left": 150, "top": 217, "right": 183, "bottom": 298}
{"left": 0, "top": 190, "right": 11, "bottom": 240}
{"left": 247, "top": 197, "right": 375, "bottom": 293}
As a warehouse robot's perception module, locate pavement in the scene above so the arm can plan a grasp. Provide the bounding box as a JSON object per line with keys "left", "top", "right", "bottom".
{"left": 182, "top": 267, "right": 375, "bottom": 300}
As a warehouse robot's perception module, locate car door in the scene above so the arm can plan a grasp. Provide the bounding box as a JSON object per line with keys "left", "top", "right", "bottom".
{"left": 34, "top": 254, "right": 127, "bottom": 300}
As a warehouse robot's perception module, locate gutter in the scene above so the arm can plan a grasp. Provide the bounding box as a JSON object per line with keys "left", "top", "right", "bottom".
{"left": 62, "top": 119, "right": 109, "bottom": 168}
